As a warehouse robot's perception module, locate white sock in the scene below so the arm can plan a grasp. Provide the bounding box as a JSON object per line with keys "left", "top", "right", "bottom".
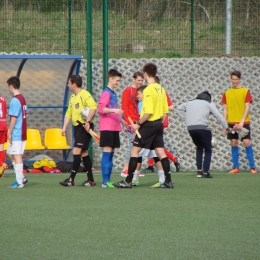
{"left": 132, "top": 170, "right": 140, "bottom": 182}
{"left": 15, "top": 164, "right": 24, "bottom": 185}
{"left": 158, "top": 170, "right": 165, "bottom": 183}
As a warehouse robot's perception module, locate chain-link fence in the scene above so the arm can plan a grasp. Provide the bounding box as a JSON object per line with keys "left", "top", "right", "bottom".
{"left": 1, "top": 0, "right": 259, "bottom": 58}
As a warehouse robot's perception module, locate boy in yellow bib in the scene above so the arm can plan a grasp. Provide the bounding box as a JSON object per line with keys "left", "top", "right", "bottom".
{"left": 221, "top": 70, "right": 257, "bottom": 174}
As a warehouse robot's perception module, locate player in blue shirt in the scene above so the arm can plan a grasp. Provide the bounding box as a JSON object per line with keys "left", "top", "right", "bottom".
{"left": 7, "top": 76, "right": 28, "bottom": 188}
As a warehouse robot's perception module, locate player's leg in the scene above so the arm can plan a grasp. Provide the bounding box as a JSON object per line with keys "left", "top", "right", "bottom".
{"left": 121, "top": 131, "right": 134, "bottom": 177}
{"left": 164, "top": 148, "right": 180, "bottom": 172}
{"left": 59, "top": 126, "right": 83, "bottom": 186}
{"left": 8, "top": 141, "right": 26, "bottom": 188}
{"left": 132, "top": 157, "right": 142, "bottom": 186}
{"left": 81, "top": 150, "right": 96, "bottom": 187}
{"left": 153, "top": 122, "right": 173, "bottom": 188}
{"left": 151, "top": 157, "right": 165, "bottom": 187}
{"left": 100, "top": 131, "right": 120, "bottom": 187}
{"left": 81, "top": 124, "right": 96, "bottom": 186}
{"left": 226, "top": 124, "right": 240, "bottom": 174}
{"left": 241, "top": 125, "right": 257, "bottom": 174}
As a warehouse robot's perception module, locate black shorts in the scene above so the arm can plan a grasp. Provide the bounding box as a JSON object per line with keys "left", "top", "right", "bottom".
{"left": 227, "top": 124, "right": 251, "bottom": 141}
{"left": 73, "top": 124, "right": 93, "bottom": 150}
{"left": 133, "top": 120, "right": 164, "bottom": 149}
{"left": 100, "top": 131, "right": 120, "bottom": 148}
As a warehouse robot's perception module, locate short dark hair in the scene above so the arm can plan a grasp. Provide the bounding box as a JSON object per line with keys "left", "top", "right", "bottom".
{"left": 133, "top": 71, "right": 143, "bottom": 79}
{"left": 137, "top": 85, "right": 147, "bottom": 93}
{"left": 7, "top": 76, "right": 20, "bottom": 89}
{"left": 143, "top": 62, "right": 157, "bottom": 77}
{"left": 230, "top": 70, "right": 241, "bottom": 79}
{"left": 155, "top": 76, "right": 160, "bottom": 84}
{"left": 69, "top": 75, "right": 82, "bottom": 87}
{"left": 107, "top": 69, "right": 122, "bottom": 79}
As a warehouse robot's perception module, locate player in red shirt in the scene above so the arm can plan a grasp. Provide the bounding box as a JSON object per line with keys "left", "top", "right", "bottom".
{"left": 0, "top": 94, "right": 8, "bottom": 177}
{"left": 120, "top": 72, "right": 144, "bottom": 177}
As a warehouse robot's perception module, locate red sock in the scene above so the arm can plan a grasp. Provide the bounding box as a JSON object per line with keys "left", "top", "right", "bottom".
{"left": 0, "top": 150, "right": 5, "bottom": 165}
{"left": 164, "top": 149, "right": 177, "bottom": 162}
{"left": 148, "top": 158, "right": 154, "bottom": 166}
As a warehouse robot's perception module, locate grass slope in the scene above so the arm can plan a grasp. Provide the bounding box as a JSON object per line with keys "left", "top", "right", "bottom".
{"left": 0, "top": 171, "right": 259, "bottom": 260}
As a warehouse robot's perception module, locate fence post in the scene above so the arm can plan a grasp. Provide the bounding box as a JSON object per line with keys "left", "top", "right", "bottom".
{"left": 190, "top": 0, "right": 194, "bottom": 54}
{"left": 225, "top": 0, "right": 232, "bottom": 54}
{"left": 103, "top": 0, "right": 108, "bottom": 87}
{"left": 87, "top": 0, "right": 93, "bottom": 160}
{"left": 68, "top": 0, "right": 72, "bottom": 54}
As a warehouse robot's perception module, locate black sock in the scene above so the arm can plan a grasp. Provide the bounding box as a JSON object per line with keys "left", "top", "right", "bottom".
{"left": 82, "top": 155, "right": 94, "bottom": 182}
{"left": 160, "top": 157, "right": 172, "bottom": 183}
{"left": 125, "top": 157, "right": 138, "bottom": 183}
{"left": 70, "top": 155, "right": 81, "bottom": 181}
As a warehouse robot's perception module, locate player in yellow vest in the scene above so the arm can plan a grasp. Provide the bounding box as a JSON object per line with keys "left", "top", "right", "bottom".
{"left": 221, "top": 70, "right": 257, "bottom": 174}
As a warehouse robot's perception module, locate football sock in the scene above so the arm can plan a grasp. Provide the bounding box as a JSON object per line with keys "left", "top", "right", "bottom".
{"left": 15, "top": 164, "right": 24, "bottom": 185}
{"left": 158, "top": 170, "right": 165, "bottom": 183}
{"left": 109, "top": 152, "right": 114, "bottom": 177}
{"left": 231, "top": 146, "right": 239, "bottom": 169}
{"left": 133, "top": 170, "right": 140, "bottom": 182}
{"left": 148, "top": 158, "right": 154, "bottom": 167}
{"left": 70, "top": 154, "right": 81, "bottom": 180}
{"left": 125, "top": 157, "right": 138, "bottom": 183}
{"left": 245, "top": 145, "right": 255, "bottom": 168}
{"left": 0, "top": 150, "right": 5, "bottom": 165}
{"left": 164, "top": 149, "right": 177, "bottom": 162}
{"left": 101, "top": 152, "right": 111, "bottom": 184}
{"left": 160, "top": 157, "right": 172, "bottom": 183}
{"left": 82, "top": 155, "right": 94, "bottom": 182}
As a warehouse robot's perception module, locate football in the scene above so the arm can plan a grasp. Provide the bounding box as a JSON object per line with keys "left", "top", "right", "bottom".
{"left": 80, "top": 106, "right": 90, "bottom": 121}
{"left": 211, "top": 136, "right": 218, "bottom": 148}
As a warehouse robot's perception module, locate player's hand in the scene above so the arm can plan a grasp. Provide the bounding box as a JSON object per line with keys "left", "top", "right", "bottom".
{"left": 84, "top": 122, "right": 90, "bottom": 131}
{"left": 61, "top": 129, "right": 66, "bottom": 136}
{"left": 132, "top": 123, "right": 140, "bottom": 130}
{"left": 233, "top": 123, "right": 243, "bottom": 131}
{"left": 7, "top": 133, "right": 12, "bottom": 144}
{"left": 114, "top": 109, "right": 124, "bottom": 116}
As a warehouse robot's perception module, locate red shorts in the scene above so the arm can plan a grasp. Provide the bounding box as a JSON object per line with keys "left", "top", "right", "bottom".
{"left": 0, "top": 131, "right": 7, "bottom": 144}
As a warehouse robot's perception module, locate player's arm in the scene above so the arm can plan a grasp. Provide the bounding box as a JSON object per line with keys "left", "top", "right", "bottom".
{"left": 99, "top": 92, "right": 123, "bottom": 115}
{"left": 236, "top": 102, "right": 250, "bottom": 130}
{"left": 8, "top": 116, "right": 17, "bottom": 144}
{"left": 223, "top": 104, "right": 228, "bottom": 120}
{"left": 121, "top": 88, "right": 130, "bottom": 123}
{"left": 209, "top": 102, "right": 229, "bottom": 130}
{"left": 166, "top": 93, "right": 174, "bottom": 111}
{"left": 62, "top": 116, "right": 71, "bottom": 136}
{"left": 168, "top": 104, "right": 174, "bottom": 111}
{"left": 176, "top": 103, "right": 187, "bottom": 121}
{"left": 84, "top": 93, "right": 98, "bottom": 131}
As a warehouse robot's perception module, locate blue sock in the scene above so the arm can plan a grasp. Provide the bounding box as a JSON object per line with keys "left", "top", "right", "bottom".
{"left": 109, "top": 152, "right": 114, "bottom": 176}
{"left": 101, "top": 152, "right": 111, "bottom": 184}
{"left": 231, "top": 146, "right": 239, "bottom": 169}
{"left": 245, "top": 145, "right": 255, "bottom": 169}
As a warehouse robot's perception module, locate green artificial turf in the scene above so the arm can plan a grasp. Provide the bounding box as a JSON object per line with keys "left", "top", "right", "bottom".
{"left": 0, "top": 171, "right": 259, "bottom": 260}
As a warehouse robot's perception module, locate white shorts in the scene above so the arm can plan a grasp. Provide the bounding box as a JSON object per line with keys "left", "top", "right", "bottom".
{"left": 138, "top": 148, "right": 156, "bottom": 158}
{"left": 7, "top": 141, "right": 26, "bottom": 155}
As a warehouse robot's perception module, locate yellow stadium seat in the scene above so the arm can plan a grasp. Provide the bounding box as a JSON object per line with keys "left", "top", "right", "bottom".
{"left": 44, "top": 128, "right": 70, "bottom": 150}
{"left": 25, "top": 129, "right": 45, "bottom": 150}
